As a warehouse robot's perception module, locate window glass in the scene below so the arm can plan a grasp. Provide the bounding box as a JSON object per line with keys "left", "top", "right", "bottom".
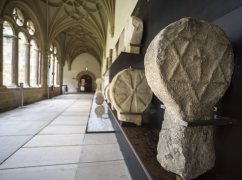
{"left": 30, "top": 40, "right": 38, "bottom": 86}
{"left": 13, "top": 8, "right": 24, "bottom": 26}
{"left": 3, "top": 21, "right": 13, "bottom": 86}
{"left": 27, "top": 20, "right": 35, "bottom": 35}
{"left": 18, "top": 32, "right": 27, "bottom": 85}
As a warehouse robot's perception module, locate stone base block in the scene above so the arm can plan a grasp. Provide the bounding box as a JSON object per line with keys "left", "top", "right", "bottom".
{"left": 157, "top": 121, "right": 215, "bottom": 180}
{"left": 117, "top": 112, "right": 142, "bottom": 126}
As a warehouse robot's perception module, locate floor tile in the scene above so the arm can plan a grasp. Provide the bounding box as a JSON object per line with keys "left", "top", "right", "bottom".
{"left": 0, "top": 121, "right": 50, "bottom": 136}
{"left": 40, "top": 126, "right": 86, "bottom": 134}
{"left": 0, "top": 164, "right": 78, "bottom": 180}
{"left": 83, "top": 133, "right": 117, "bottom": 145}
{"left": 0, "top": 146, "right": 82, "bottom": 169}
{"left": 0, "top": 136, "right": 31, "bottom": 164}
{"left": 79, "top": 144, "right": 123, "bottom": 163}
{"left": 75, "top": 160, "right": 131, "bottom": 180}
{"left": 24, "top": 134, "right": 85, "bottom": 147}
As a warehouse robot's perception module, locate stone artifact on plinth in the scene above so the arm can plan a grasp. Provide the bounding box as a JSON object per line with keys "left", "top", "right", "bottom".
{"left": 95, "top": 105, "right": 105, "bottom": 117}
{"left": 144, "top": 17, "right": 234, "bottom": 179}
{"left": 95, "top": 91, "right": 104, "bottom": 105}
{"left": 95, "top": 78, "right": 102, "bottom": 91}
{"left": 124, "top": 16, "right": 143, "bottom": 54}
{"left": 104, "top": 84, "right": 111, "bottom": 103}
{"left": 110, "top": 68, "right": 153, "bottom": 126}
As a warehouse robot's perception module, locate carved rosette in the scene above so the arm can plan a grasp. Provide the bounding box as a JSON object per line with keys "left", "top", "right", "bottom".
{"left": 144, "top": 17, "right": 234, "bottom": 179}
{"left": 110, "top": 68, "right": 153, "bottom": 125}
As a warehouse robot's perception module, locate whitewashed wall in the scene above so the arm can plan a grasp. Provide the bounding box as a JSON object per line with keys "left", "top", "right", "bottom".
{"left": 63, "top": 53, "right": 101, "bottom": 92}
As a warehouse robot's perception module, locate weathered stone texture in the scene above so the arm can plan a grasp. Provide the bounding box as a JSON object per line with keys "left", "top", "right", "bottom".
{"left": 95, "top": 105, "right": 105, "bottom": 117}
{"left": 94, "top": 91, "right": 104, "bottom": 105}
{"left": 144, "top": 17, "right": 234, "bottom": 179}
{"left": 124, "top": 16, "right": 143, "bottom": 54}
{"left": 110, "top": 68, "right": 153, "bottom": 125}
{"left": 104, "top": 84, "right": 111, "bottom": 103}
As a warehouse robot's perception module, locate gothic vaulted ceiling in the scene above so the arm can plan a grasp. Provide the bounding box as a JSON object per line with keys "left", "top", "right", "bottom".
{"left": 42, "top": 0, "right": 115, "bottom": 67}
{"left": 0, "top": 0, "right": 115, "bottom": 67}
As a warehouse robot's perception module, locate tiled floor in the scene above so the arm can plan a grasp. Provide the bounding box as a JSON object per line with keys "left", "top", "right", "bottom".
{"left": 0, "top": 94, "right": 131, "bottom": 180}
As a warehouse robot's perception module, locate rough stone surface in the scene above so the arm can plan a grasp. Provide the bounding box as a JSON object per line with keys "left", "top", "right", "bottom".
{"left": 95, "top": 95, "right": 104, "bottom": 105}
{"left": 110, "top": 68, "right": 153, "bottom": 126}
{"left": 104, "top": 84, "right": 111, "bottom": 103}
{"left": 95, "top": 105, "right": 105, "bottom": 117}
{"left": 124, "top": 16, "right": 143, "bottom": 54}
{"left": 144, "top": 17, "right": 234, "bottom": 179}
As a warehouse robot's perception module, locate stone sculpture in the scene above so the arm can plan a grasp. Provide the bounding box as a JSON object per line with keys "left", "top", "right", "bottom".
{"left": 95, "top": 78, "right": 102, "bottom": 91}
{"left": 95, "top": 95, "right": 104, "bottom": 105}
{"left": 104, "top": 84, "right": 111, "bottom": 103}
{"left": 124, "top": 16, "right": 143, "bottom": 54}
{"left": 110, "top": 68, "right": 153, "bottom": 125}
{"left": 144, "top": 17, "right": 234, "bottom": 179}
{"left": 95, "top": 105, "right": 105, "bottom": 117}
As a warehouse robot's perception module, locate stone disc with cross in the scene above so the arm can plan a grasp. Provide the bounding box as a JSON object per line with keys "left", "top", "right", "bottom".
{"left": 110, "top": 68, "right": 153, "bottom": 125}
{"left": 144, "top": 17, "right": 234, "bottom": 179}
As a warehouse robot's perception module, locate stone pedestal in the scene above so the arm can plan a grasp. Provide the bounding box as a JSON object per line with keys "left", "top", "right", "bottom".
{"left": 110, "top": 68, "right": 153, "bottom": 126}
{"left": 144, "top": 18, "right": 234, "bottom": 179}
{"left": 95, "top": 78, "right": 102, "bottom": 91}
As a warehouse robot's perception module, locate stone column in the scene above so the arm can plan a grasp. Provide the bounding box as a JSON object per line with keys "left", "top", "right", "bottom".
{"left": 0, "top": 19, "right": 5, "bottom": 88}
{"left": 36, "top": 49, "right": 39, "bottom": 86}
{"left": 41, "top": 50, "right": 48, "bottom": 87}
{"left": 25, "top": 43, "right": 31, "bottom": 87}
{"left": 52, "top": 57, "right": 55, "bottom": 86}
{"left": 11, "top": 35, "right": 18, "bottom": 87}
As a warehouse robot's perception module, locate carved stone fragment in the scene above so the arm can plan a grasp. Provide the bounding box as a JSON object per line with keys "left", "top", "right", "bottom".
{"left": 95, "top": 78, "right": 102, "bottom": 91}
{"left": 104, "top": 84, "right": 111, "bottom": 103}
{"left": 124, "top": 16, "right": 143, "bottom": 54}
{"left": 95, "top": 91, "right": 104, "bottom": 105}
{"left": 144, "top": 17, "right": 234, "bottom": 179}
{"left": 110, "top": 68, "right": 153, "bottom": 125}
{"left": 95, "top": 105, "right": 105, "bottom": 117}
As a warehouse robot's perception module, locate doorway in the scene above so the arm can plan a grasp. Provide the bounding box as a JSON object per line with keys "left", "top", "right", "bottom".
{"left": 80, "top": 74, "right": 92, "bottom": 92}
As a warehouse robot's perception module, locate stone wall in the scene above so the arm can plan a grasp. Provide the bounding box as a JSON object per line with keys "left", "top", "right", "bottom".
{"left": 0, "top": 87, "right": 60, "bottom": 112}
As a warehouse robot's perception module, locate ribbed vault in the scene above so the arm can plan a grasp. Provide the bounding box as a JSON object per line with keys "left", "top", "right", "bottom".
{"left": 41, "top": 0, "right": 115, "bottom": 67}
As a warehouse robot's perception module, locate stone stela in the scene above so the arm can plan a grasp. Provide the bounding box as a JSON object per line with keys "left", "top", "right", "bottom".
{"left": 144, "top": 17, "right": 234, "bottom": 179}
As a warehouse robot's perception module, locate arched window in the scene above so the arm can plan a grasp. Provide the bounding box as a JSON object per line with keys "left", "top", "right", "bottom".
{"left": 30, "top": 40, "right": 38, "bottom": 86}
{"left": 3, "top": 21, "right": 13, "bottom": 86}
{"left": 49, "top": 54, "right": 54, "bottom": 85}
{"left": 27, "top": 20, "right": 35, "bottom": 35}
{"left": 18, "top": 32, "right": 27, "bottom": 85}
{"left": 38, "top": 51, "right": 41, "bottom": 86}
{"left": 13, "top": 8, "right": 24, "bottom": 26}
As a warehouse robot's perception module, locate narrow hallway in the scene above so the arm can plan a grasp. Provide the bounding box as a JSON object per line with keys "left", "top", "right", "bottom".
{"left": 0, "top": 94, "right": 131, "bottom": 180}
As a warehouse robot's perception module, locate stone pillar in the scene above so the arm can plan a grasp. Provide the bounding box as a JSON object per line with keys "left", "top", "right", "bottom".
{"left": 11, "top": 35, "right": 18, "bottom": 86}
{"left": 25, "top": 43, "right": 31, "bottom": 87}
{"left": 52, "top": 57, "right": 55, "bottom": 86}
{"left": 36, "top": 49, "right": 40, "bottom": 86}
{"left": 144, "top": 18, "right": 234, "bottom": 179}
{"left": 0, "top": 19, "right": 4, "bottom": 88}
{"left": 41, "top": 50, "right": 48, "bottom": 87}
